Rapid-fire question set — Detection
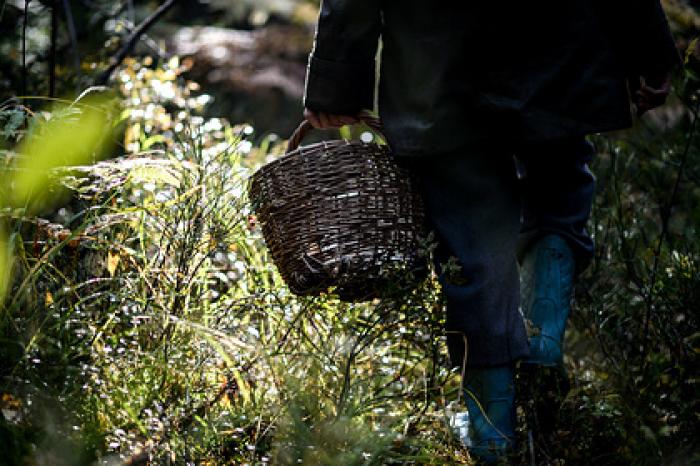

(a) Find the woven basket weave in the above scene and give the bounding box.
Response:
[248,115,427,301]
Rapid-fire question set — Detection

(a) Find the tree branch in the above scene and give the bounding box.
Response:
[62,0,82,93]
[95,0,177,85]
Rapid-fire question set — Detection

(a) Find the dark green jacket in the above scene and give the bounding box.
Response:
[303,0,680,156]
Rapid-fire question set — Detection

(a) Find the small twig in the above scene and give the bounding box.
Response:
[95,0,177,85]
[335,337,359,416]
[61,0,81,93]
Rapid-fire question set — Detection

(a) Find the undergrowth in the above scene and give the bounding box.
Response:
[0,49,698,465]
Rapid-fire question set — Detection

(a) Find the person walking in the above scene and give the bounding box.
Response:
[301,1,680,462]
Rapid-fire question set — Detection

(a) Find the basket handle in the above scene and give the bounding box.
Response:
[286,110,384,154]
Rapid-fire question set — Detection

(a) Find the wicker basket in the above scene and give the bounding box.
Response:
[248,115,427,301]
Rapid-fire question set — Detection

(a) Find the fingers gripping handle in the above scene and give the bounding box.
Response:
[286,111,384,154]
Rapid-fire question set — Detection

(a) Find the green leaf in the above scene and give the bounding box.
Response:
[685,37,699,65]
[1,109,25,139]
[5,96,118,211]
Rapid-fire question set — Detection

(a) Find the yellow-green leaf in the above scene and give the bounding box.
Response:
[8,96,118,211]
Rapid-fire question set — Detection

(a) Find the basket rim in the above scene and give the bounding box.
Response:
[254,139,390,175]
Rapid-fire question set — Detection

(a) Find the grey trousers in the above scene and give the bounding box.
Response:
[398,138,596,368]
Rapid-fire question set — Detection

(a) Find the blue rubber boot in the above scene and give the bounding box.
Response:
[520,234,575,367]
[463,365,516,463]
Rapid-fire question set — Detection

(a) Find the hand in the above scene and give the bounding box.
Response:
[631,73,672,117]
[304,108,359,129]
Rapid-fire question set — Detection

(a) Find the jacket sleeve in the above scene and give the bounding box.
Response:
[605,0,681,78]
[303,0,381,114]
[630,0,681,76]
